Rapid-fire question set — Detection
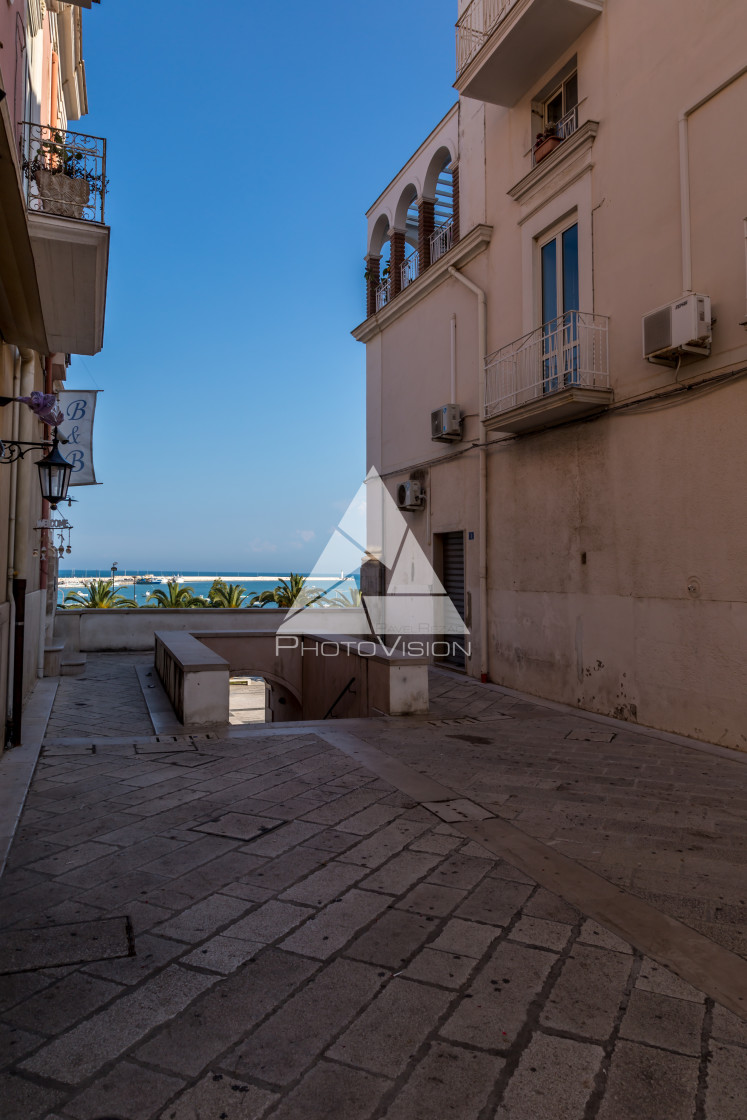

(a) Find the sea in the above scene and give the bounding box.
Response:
[56,571,359,608]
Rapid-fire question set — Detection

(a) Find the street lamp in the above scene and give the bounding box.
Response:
[35,434,73,509]
[0,429,73,509]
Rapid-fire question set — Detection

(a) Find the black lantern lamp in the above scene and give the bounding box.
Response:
[36,434,73,509]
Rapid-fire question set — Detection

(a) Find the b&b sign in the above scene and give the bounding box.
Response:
[57,390,99,487]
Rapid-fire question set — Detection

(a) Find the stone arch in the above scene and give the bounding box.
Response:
[230,669,301,705]
[394,183,419,247]
[369,211,392,257]
[423,145,456,199]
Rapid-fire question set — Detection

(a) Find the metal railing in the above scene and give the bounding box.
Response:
[484,312,609,419]
[401,250,420,289]
[430,218,454,264]
[456,0,518,75]
[375,277,391,312]
[19,122,107,223]
[532,106,579,167]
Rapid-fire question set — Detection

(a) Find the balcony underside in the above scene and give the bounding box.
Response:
[456,0,604,107]
[28,213,109,355]
[484,385,613,434]
[0,106,47,352]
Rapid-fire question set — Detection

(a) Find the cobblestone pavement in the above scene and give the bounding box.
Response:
[0,663,745,1118]
[44,654,154,739]
[355,670,747,961]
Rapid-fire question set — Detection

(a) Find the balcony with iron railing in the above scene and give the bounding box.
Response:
[375,277,391,312]
[19,122,110,355]
[430,218,454,264]
[401,249,420,290]
[21,122,107,224]
[532,106,578,167]
[455,0,604,106]
[483,311,612,433]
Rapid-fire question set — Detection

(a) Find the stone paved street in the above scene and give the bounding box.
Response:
[0,661,746,1118]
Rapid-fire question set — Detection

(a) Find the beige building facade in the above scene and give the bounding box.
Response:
[354,0,747,750]
[0,0,108,747]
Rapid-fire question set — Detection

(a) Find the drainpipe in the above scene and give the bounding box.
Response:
[679,64,747,293]
[448,266,489,683]
[8,348,37,745]
[450,313,457,404]
[37,356,53,679]
[741,218,747,328]
[5,352,21,741]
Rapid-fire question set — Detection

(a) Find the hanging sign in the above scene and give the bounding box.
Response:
[57,390,100,486]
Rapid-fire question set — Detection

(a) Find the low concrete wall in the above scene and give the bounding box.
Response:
[54,607,368,653]
[55,608,288,652]
[155,629,430,726]
[300,635,430,719]
[154,631,230,725]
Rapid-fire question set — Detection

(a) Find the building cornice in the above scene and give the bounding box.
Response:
[509,120,599,216]
[352,223,493,343]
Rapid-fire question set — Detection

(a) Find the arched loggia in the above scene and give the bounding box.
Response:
[363,144,460,317]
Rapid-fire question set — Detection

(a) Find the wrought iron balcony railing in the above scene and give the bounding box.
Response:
[20,122,107,223]
[430,218,454,264]
[484,311,610,419]
[401,250,420,290]
[375,277,391,312]
[532,107,579,167]
[456,0,518,75]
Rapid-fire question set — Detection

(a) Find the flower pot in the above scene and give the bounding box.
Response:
[34,170,90,219]
[534,135,563,164]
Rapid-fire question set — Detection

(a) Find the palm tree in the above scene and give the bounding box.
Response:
[248,572,323,608]
[63,579,138,609]
[146,582,202,608]
[208,579,248,608]
[325,586,363,608]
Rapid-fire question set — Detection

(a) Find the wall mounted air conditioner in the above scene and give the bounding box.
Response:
[431,403,462,442]
[642,293,712,362]
[396,480,426,511]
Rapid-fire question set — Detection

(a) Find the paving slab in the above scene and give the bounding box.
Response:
[263,1060,388,1120]
[225,957,384,1084]
[596,1040,700,1120]
[326,978,453,1077]
[383,1040,503,1119]
[0,916,131,973]
[193,812,286,842]
[157,1072,277,1120]
[64,1060,185,1120]
[495,1033,603,1119]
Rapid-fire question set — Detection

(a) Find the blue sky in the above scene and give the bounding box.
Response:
[67,0,456,572]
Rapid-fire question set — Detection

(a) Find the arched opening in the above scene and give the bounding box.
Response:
[424,147,457,264]
[394,184,420,291]
[229,669,303,726]
[367,212,392,314]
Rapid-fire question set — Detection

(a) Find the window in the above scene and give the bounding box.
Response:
[543,71,578,135]
[540,222,579,392]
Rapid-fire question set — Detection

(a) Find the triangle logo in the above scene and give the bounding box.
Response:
[278,468,469,642]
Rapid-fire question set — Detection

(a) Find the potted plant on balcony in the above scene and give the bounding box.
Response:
[534,127,563,164]
[22,132,105,220]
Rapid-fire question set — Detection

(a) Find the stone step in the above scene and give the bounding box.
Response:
[60,652,87,677]
[43,643,65,676]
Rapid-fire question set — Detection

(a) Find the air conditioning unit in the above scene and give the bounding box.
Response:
[431,403,462,442]
[396,479,426,511]
[642,293,712,362]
